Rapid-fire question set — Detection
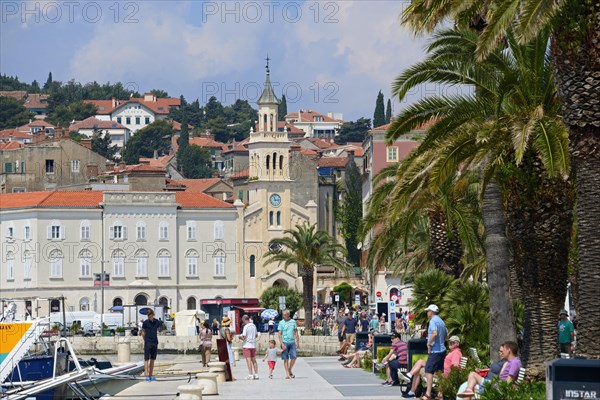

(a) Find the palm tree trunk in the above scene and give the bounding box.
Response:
[552,0,600,360]
[482,180,516,362]
[428,211,464,278]
[504,165,574,372]
[301,266,314,334]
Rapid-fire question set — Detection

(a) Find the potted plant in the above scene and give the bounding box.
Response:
[116,327,126,336]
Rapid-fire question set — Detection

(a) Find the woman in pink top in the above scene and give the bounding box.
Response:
[444,336,463,375]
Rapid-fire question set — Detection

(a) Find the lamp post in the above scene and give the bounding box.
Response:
[99,260,110,330]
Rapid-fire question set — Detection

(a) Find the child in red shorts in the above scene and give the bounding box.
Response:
[262,340,280,379]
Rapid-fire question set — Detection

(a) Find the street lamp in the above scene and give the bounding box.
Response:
[98,260,110,330]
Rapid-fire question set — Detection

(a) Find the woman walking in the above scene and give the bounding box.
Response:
[199,321,213,367]
[220,316,235,380]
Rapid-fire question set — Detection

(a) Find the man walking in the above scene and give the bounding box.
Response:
[240,314,259,380]
[423,304,447,399]
[558,309,575,356]
[142,309,161,381]
[278,310,300,379]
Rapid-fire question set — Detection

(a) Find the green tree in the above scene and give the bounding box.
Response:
[150,89,169,98]
[0,97,34,129]
[180,145,214,179]
[332,282,353,306]
[121,120,173,164]
[400,0,600,362]
[47,101,97,127]
[176,115,190,173]
[30,80,40,93]
[278,94,287,120]
[387,28,573,368]
[334,118,371,144]
[336,160,362,269]
[91,129,119,161]
[264,223,349,333]
[43,72,53,90]
[259,286,303,318]
[204,96,225,121]
[373,91,385,128]
[385,99,392,123]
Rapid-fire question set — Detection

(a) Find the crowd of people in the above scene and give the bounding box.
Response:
[138,304,577,398]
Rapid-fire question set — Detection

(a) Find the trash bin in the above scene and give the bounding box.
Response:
[355,332,369,351]
[372,334,392,374]
[407,338,428,369]
[546,358,600,400]
[101,328,112,337]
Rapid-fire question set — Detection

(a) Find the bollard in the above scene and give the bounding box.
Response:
[195,372,218,395]
[178,384,203,400]
[117,342,131,363]
[232,347,240,362]
[208,367,226,383]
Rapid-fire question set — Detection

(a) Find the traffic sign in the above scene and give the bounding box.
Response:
[279,304,286,310]
[376,291,382,297]
[279,296,286,304]
[391,295,398,301]
[355,294,360,304]
[335,295,340,302]
[377,296,383,302]
[389,301,396,309]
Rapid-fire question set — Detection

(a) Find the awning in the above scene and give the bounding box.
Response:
[234,306,264,313]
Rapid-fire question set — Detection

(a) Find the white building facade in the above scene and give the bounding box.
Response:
[0,191,242,317]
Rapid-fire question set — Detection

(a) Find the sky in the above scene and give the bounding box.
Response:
[0,0,444,121]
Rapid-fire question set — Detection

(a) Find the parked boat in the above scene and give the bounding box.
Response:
[1,320,143,399]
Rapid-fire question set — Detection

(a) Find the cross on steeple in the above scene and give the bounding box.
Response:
[265,55,270,72]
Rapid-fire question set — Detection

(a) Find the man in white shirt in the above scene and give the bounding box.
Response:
[240,314,259,380]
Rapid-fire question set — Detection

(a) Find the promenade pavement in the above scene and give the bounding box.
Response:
[105,354,409,400]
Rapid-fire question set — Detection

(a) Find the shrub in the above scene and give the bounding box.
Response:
[376,347,390,362]
[437,366,470,399]
[480,377,546,400]
[361,350,373,371]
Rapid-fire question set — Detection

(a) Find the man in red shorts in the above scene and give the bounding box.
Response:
[240,314,259,380]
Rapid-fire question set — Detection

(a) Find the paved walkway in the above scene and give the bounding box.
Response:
[104,355,409,399]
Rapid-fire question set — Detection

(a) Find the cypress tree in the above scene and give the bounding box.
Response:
[373,90,385,128]
[44,72,53,90]
[385,99,392,123]
[177,116,190,174]
[278,94,287,120]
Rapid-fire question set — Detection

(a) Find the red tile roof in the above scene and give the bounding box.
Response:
[24,93,49,109]
[166,178,224,193]
[299,148,318,156]
[139,155,173,168]
[230,168,249,180]
[0,91,27,101]
[306,137,338,149]
[0,129,33,140]
[169,120,194,131]
[69,117,128,131]
[0,141,24,150]
[175,192,234,208]
[171,135,227,153]
[318,157,348,168]
[24,120,54,128]
[222,137,250,154]
[85,97,180,115]
[285,111,345,123]
[0,190,233,210]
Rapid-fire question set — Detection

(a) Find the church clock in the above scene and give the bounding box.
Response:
[269,193,282,207]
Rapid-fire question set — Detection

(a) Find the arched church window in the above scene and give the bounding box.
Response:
[269,211,274,226]
[273,152,277,170]
[250,255,255,277]
[279,155,284,173]
[266,154,270,170]
[276,211,281,226]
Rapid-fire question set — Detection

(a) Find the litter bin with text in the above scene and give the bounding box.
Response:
[408,338,428,370]
[372,334,392,374]
[355,332,369,351]
[546,358,600,400]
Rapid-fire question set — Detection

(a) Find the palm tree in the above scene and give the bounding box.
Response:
[386,28,573,369]
[363,162,483,280]
[263,223,349,333]
[400,0,600,362]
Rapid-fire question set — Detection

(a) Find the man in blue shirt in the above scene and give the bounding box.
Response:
[278,310,300,379]
[423,304,447,399]
[142,309,161,381]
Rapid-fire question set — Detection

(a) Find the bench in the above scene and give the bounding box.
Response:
[471,367,527,399]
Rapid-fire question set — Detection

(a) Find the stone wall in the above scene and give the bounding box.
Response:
[72,333,340,357]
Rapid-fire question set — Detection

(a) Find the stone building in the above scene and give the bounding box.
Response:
[0,137,111,193]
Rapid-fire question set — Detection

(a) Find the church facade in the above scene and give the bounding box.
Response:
[238,65,318,299]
